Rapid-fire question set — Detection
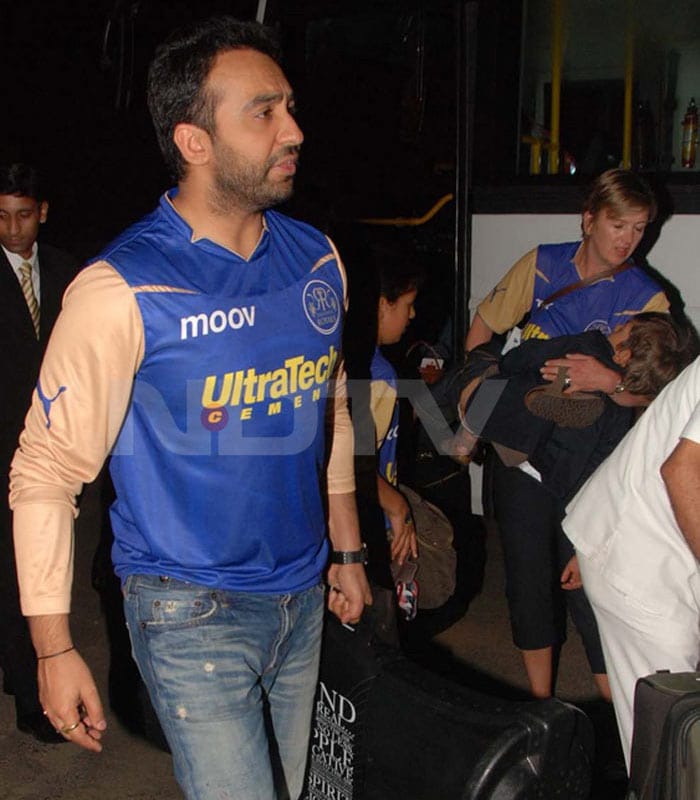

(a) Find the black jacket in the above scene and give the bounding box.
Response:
[0,243,79,476]
[467,331,634,504]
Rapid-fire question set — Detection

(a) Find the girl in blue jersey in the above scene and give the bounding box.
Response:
[372,260,423,616]
[341,236,424,619]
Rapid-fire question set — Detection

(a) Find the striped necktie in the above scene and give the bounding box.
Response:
[19,261,40,338]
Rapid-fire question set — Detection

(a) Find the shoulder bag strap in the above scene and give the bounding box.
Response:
[540,260,634,308]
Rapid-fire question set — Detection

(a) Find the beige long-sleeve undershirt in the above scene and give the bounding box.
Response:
[11,260,356,616]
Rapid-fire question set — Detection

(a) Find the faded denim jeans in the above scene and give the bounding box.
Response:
[123,575,324,800]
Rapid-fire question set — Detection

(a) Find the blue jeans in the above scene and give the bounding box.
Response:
[123,574,324,800]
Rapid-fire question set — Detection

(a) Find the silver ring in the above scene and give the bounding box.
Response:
[563,376,572,388]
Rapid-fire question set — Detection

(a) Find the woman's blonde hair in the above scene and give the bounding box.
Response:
[581,169,657,234]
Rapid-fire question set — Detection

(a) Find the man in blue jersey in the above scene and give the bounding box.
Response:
[10,17,370,800]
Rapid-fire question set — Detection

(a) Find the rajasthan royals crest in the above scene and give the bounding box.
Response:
[303,279,341,335]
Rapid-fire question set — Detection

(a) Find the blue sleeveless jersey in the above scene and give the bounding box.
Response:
[522,242,663,340]
[102,192,344,593]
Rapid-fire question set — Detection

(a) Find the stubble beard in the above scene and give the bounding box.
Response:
[210,141,298,214]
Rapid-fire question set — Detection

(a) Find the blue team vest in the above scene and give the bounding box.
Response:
[522,242,663,340]
[102,192,343,593]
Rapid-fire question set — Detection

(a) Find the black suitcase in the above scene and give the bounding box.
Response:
[627,671,700,800]
[304,610,594,800]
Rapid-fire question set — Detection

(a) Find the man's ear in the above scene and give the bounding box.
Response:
[39,201,49,224]
[612,345,632,367]
[173,123,211,167]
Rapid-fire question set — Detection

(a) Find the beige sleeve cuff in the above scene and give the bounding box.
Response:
[13,503,76,616]
[476,248,538,334]
[641,291,671,313]
[11,261,144,615]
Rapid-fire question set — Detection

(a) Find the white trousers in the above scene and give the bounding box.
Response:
[578,551,700,772]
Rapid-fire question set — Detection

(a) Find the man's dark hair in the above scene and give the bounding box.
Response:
[622,312,699,397]
[0,163,44,200]
[147,16,282,180]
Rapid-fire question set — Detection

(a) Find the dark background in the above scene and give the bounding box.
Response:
[1,0,260,256]
[4,0,699,256]
[1,0,463,254]
[2,0,472,349]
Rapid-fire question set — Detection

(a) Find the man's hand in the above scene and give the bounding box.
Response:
[327,491,373,623]
[28,614,106,751]
[541,353,620,394]
[327,563,372,625]
[38,648,106,752]
[560,555,582,591]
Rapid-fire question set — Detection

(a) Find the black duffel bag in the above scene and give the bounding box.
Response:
[304,607,594,800]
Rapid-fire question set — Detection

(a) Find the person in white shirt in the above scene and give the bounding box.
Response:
[563,355,700,771]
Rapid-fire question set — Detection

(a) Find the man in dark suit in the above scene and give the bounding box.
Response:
[0,163,79,742]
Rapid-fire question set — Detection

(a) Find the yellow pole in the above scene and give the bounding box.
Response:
[549,0,563,174]
[522,136,543,175]
[622,1,634,168]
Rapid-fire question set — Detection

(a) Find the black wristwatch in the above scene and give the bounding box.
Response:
[330,543,368,565]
